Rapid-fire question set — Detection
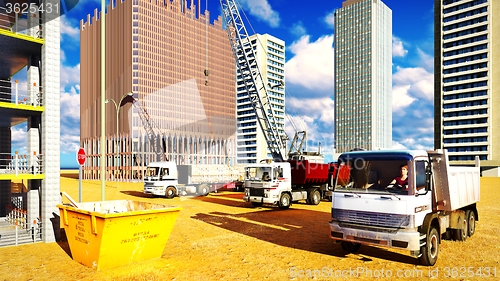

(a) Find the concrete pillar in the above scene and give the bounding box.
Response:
[27,186,40,232]
[41,0,61,243]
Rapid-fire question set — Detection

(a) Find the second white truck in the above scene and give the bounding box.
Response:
[143,162,245,198]
[328,149,480,266]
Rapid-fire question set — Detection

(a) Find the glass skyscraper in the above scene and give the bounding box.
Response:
[334,0,392,153]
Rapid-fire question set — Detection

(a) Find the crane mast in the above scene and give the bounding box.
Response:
[220,0,288,161]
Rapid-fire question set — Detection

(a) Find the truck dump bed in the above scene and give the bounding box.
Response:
[429,150,480,211]
[288,160,337,185]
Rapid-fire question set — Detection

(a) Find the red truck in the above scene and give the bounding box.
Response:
[243,159,339,209]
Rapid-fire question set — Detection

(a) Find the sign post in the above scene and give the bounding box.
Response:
[77,148,86,202]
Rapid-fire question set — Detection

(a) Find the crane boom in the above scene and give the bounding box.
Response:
[131,99,165,162]
[220,0,288,161]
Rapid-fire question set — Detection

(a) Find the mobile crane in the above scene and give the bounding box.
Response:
[220,0,335,209]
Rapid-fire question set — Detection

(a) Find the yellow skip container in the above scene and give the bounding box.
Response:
[57,200,181,270]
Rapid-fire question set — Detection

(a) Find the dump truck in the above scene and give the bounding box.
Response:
[243,158,338,209]
[143,161,245,198]
[327,149,480,266]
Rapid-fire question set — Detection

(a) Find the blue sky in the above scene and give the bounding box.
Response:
[12,0,435,168]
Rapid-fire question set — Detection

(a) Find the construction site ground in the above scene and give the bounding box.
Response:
[0,172,499,281]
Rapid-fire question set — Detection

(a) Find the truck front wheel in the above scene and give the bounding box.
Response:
[340,241,361,253]
[419,226,439,266]
[278,193,291,210]
[165,186,176,199]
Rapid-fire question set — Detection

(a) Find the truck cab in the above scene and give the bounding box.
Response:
[328,149,479,266]
[143,161,179,198]
[243,161,292,209]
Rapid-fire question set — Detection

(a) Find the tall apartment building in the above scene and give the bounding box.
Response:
[236,33,285,164]
[334,0,392,153]
[0,0,61,243]
[80,0,236,180]
[435,0,500,175]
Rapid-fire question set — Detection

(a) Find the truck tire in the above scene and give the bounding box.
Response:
[278,193,291,210]
[340,241,361,253]
[453,213,468,241]
[466,210,476,237]
[307,188,321,205]
[419,226,439,266]
[165,186,176,199]
[198,184,209,196]
[251,202,263,207]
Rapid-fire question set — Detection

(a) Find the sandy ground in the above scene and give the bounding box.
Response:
[0,174,499,281]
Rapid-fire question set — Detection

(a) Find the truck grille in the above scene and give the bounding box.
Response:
[249,188,264,197]
[332,208,410,228]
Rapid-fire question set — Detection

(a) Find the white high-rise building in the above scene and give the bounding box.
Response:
[334,0,392,153]
[236,34,286,164]
[435,0,500,175]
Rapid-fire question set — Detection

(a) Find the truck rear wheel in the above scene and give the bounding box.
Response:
[165,186,176,199]
[340,241,361,253]
[453,213,468,241]
[307,188,321,205]
[198,184,209,196]
[278,193,291,210]
[466,210,475,237]
[419,226,439,266]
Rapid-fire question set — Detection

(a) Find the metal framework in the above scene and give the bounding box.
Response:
[220,0,289,161]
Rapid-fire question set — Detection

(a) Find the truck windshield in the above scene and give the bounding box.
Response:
[245,167,272,181]
[145,166,160,178]
[334,158,410,195]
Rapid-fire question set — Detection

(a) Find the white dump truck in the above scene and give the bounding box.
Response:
[143,161,245,198]
[328,149,480,266]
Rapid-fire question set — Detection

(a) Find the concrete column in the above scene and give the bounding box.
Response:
[27,186,40,232]
[41,0,61,243]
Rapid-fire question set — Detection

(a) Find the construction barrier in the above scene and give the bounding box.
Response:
[57,200,181,270]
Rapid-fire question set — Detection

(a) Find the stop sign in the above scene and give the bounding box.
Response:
[77,148,86,166]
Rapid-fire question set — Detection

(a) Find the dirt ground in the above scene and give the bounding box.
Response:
[0,174,499,281]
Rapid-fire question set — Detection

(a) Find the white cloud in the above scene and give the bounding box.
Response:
[290,22,306,37]
[11,126,27,143]
[324,11,335,28]
[285,96,335,156]
[60,87,81,154]
[392,66,433,102]
[61,16,80,41]
[61,63,80,89]
[285,35,335,91]
[238,0,280,28]
[61,87,81,120]
[392,37,408,57]
[392,85,416,111]
[417,48,434,72]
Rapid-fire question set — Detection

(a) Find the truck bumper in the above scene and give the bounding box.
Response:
[329,222,421,251]
[243,195,277,205]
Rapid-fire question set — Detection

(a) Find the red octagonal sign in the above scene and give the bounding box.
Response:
[77,148,86,166]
